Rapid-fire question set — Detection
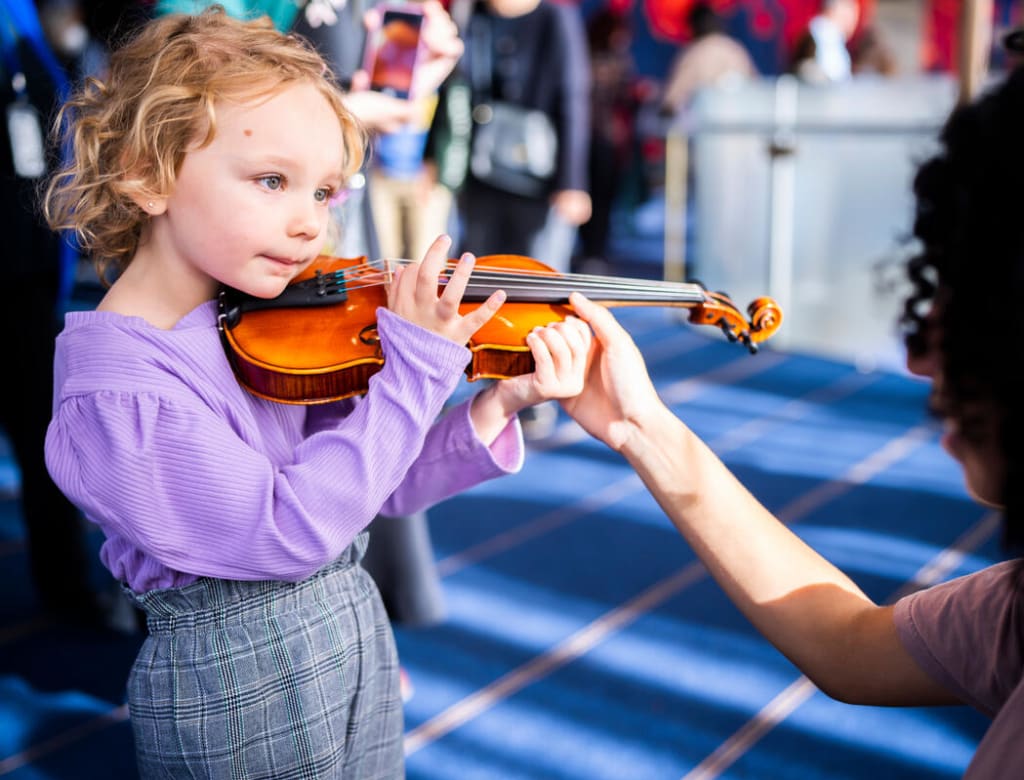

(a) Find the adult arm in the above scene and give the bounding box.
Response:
[562,293,958,706]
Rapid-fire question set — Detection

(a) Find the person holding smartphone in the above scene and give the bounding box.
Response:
[363,3,457,268]
[447,0,591,272]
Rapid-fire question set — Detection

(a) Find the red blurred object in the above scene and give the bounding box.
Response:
[638,0,873,46]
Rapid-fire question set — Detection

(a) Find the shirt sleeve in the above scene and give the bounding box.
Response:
[893,560,1024,716]
[380,396,524,517]
[45,309,476,583]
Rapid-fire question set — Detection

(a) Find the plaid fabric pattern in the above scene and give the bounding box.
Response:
[126,534,404,779]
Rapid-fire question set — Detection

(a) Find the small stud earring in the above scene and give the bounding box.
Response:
[147,201,155,209]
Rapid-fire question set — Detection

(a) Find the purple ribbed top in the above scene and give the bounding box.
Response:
[45,302,523,592]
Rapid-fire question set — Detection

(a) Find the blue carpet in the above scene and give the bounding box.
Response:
[0,306,998,779]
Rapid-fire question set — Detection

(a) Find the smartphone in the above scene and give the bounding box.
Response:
[362,4,426,100]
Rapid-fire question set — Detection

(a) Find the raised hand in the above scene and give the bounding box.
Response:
[386,235,505,345]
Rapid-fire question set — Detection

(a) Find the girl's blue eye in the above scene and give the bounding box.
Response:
[259,175,283,190]
[314,187,333,203]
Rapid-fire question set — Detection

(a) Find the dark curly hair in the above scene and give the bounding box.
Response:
[902,68,1024,551]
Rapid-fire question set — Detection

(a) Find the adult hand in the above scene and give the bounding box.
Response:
[551,189,592,226]
[387,235,505,345]
[362,0,463,98]
[342,74,417,133]
[559,292,662,451]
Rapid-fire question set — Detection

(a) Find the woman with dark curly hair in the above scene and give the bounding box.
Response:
[558,66,1024,778]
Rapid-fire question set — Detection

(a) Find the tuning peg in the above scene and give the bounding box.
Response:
[718,320,739,342]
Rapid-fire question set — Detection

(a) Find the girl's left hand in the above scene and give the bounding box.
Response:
[493,317,592,414]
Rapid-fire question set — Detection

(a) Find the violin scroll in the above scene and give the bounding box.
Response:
[687,289,783,354]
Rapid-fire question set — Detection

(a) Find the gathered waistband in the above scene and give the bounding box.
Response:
[128,533,369,634]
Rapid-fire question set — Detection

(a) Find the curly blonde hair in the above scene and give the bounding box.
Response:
[44,8,366,282]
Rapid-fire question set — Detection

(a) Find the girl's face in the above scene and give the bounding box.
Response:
[148,82,347,301]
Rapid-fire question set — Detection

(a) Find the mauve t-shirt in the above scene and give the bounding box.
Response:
[894,559,1024,778]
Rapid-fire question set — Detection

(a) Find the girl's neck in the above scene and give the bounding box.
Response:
[98,245,218,329]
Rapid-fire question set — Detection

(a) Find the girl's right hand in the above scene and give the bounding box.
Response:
[386,235,506,345]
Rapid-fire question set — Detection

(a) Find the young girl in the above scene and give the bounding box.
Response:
[564,65,1024,778]
[42,10,590,778]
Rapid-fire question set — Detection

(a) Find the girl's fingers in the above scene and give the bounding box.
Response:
[561,317,591,361]
[417,235,452,303]
[456,289,506,340]
[392,261,419,308]
[527,329,556,385]
[439,253,475,313]
[538,324,573,374]
[386,263,404,307]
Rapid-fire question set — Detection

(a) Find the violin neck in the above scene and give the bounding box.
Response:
[390,260,707,307]
[465,278,705,306]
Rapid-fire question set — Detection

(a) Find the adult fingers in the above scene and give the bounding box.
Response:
[569,293,629,349]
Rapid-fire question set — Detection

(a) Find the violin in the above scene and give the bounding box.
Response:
[218,254,782,405]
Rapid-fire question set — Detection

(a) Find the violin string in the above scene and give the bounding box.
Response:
[318,259,694,289]
[311,263,707,302]
[332,277,705,302]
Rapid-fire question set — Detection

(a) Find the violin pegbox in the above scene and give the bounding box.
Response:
[687,286,783,353]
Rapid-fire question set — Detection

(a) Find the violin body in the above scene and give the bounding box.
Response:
[219,254,781,404]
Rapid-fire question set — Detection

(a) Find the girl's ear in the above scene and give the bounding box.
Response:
[119,168,168,216]
[129,191,168,216]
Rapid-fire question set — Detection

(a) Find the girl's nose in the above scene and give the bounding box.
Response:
[287,197,323,239]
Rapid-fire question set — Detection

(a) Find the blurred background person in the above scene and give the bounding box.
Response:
[791,0,861,84]
[445,0,590,439]
[575,7,644,276]
[288,0,464,700]
[1,0,136,630]
[851,23,899,76]
[659,1,756,118]
[368,90,454,263]
[452,0,591,273]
